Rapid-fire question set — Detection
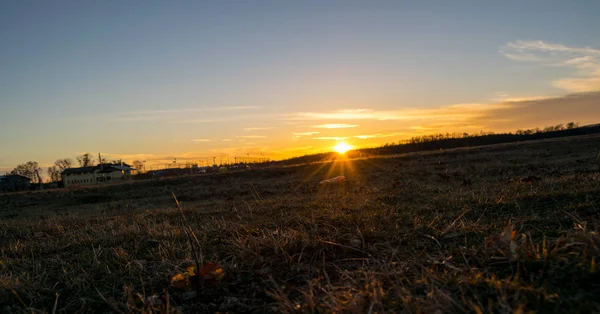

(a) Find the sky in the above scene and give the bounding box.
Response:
[1,0,600,173]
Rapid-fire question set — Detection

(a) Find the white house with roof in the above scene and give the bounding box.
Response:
[61,163,135,187]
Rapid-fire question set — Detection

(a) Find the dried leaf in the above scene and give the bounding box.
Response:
[170,272,193,290]
[186,265,196,276]
[171,262,224,291]
[199,262,225,284]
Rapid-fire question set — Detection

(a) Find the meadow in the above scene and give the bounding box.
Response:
[1,135,600,313]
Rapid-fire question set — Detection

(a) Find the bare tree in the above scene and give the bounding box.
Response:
[55,158,73,171]
[11,161,42,184]
[77,153,95,167]
[566,122,580,129]
[53,158,73,181]
[132,160,144,173]
[47,166,60,183]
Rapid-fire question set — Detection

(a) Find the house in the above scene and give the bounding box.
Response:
[62,166,96,187]
[95,165,133,183]
[61,163,134,188]
[0,174,31,193]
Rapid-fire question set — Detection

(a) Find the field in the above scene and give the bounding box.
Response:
[2,136,600,313]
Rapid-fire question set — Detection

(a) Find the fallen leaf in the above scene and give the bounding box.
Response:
[170,272,193,290]
[171,262,225,291]
[199,263,225,285]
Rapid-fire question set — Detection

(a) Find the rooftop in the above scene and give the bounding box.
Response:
[61,164,135,175]
[61,166,97,175]
[0,174,32,181]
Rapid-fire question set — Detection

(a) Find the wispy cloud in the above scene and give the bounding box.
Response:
[176,115,269,124]
[502,52,543,62]
[236,135,267,139]
[313,136,350,140]
[283,145,315,152]
[501,40,600,92]
[491,91,554,103]
[504,41,600,55]
[293,132,320,136]
[311,123,358,129]
[290,109,379,121]
[244,127,274,131]
[353,132,406,139]
[289,105,498,123]
[192,139,211,142]
[407,126,436,132]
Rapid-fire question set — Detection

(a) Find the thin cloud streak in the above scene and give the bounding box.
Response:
[176,113,277,124]
[283,145,314,152]
[313,136,350,140]
[244,127,275,131]
[353,132,407,139]
[289,104,503,123]
[504,40,600,55]
[311,124,358,129]
[293,132,320,136]
[236,135,267,139]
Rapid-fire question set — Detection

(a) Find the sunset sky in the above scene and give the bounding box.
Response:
[2,1,600,172]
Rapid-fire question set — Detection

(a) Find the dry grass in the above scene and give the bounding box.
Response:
[1,136,600,313]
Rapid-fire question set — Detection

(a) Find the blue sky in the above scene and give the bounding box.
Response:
[1,1,600,172]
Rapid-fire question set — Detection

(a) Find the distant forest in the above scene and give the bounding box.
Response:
[275,122,600,166]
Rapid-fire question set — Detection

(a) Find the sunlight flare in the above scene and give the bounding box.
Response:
[333,142,353,154]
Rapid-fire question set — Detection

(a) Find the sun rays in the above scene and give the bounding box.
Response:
[293,142,358,192]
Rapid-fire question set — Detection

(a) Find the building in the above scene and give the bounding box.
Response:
[62,164,134,188]
[62,166,96,187]
[0,174,31,193]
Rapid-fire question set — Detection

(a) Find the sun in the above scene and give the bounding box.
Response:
[333,142,353,154]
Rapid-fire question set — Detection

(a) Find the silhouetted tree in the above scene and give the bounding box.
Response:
[53,158,73,181]
[55,158,73,171]
[47,166,60,183]
[11,161,41,184]
[132,160,144,173]
[77,153,95,167]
